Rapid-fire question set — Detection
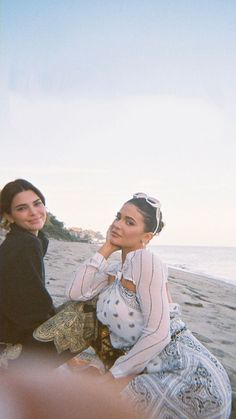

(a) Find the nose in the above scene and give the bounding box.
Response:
[113,219,122,230]
[28,205,37,216]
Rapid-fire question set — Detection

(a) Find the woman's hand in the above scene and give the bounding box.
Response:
[98,225,121,259]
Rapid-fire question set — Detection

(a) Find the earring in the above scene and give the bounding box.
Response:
[1,218,12,230]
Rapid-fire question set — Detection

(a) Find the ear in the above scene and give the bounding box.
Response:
[142,232,153,246]
[3,212,14,224]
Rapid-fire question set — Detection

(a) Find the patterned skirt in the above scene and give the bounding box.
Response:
[121,313,232,419]
[38,301,231,418]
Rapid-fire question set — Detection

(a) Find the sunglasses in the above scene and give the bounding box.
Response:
[133,192,161,209]
[133,192,161,235]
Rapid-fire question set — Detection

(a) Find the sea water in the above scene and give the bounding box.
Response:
[149,245,236,286]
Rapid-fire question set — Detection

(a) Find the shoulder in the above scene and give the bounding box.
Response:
[38,231,49,254]
[0,228,43,258]
[125,248,164,267]
[122,248,168,282]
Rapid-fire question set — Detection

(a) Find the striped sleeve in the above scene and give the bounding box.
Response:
[66,252,109,301]
[110,249,170,378]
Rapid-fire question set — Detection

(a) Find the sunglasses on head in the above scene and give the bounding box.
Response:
[133,192,161,209]
[132,192,161,235]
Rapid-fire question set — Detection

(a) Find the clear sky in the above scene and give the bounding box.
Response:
[1,1,236,246]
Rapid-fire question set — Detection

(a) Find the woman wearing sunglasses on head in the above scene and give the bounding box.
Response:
[67,193,232,419]
[0,179,74,368]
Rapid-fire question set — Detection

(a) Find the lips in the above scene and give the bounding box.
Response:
[111,230,121,238]
[29,218,43,224]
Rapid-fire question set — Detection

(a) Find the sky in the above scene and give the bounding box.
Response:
[1,0,236,246]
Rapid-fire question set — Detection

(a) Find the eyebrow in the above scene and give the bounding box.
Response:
[125,216,136,223]
[14,198,42,209]
[117,211,137,223]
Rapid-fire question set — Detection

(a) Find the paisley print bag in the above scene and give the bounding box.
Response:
[33,299,124,369]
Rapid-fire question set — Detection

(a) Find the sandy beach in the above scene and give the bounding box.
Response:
[43,239,236,417]
[1,232,235,417]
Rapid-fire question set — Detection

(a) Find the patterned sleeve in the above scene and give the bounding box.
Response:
[66,252,109,301]
[110,249,171,378]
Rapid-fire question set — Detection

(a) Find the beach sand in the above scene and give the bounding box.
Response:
[1,232,235,417]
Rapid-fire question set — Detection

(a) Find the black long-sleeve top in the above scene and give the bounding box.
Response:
[0,224,55,344]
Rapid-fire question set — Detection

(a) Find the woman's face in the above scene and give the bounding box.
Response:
[110,203,151,251]
[6,190,47,235]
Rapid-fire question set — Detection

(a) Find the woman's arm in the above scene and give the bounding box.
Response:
[110,249,171,378]
[66,252,110,300]
[1,242,54,331]
[67,228,120,301]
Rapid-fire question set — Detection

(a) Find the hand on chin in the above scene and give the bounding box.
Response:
[109,235,122,251]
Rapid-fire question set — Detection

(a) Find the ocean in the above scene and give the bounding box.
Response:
[149,245,236,286]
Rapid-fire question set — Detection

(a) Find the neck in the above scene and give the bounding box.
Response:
[121,244,144,263]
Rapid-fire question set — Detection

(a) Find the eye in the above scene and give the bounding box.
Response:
[126,218,135,226]
[34,200,43,207]
[16,206,27,212]
[115,213,121,220]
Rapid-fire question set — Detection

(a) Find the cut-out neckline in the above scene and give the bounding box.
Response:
[118,276,136,293]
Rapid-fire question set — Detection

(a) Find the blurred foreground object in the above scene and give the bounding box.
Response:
[0,359,140,419]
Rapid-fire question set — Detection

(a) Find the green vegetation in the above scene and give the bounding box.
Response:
[42,213,104,243]
[0,210,104,243]
[42,213,80,241]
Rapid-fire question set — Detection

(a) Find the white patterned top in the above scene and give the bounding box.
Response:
[66,248,171,378]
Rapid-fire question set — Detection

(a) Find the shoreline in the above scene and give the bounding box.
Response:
[168,265,236,288]
[150,244,236,286]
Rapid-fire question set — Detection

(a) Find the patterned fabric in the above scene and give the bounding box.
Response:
[33,300,98,354]
[68,249,171,378]
[33,299,124,369]
[121,304,232,419]
[0,343,22,368]
[67,250,232,418]
[97,278,143,349]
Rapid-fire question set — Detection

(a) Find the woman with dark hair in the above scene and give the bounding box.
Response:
[0,179,68,367]
[67,193,232,418]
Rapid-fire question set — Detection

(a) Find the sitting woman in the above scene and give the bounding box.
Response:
[66,192,232,419]
[0,179,73,368]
